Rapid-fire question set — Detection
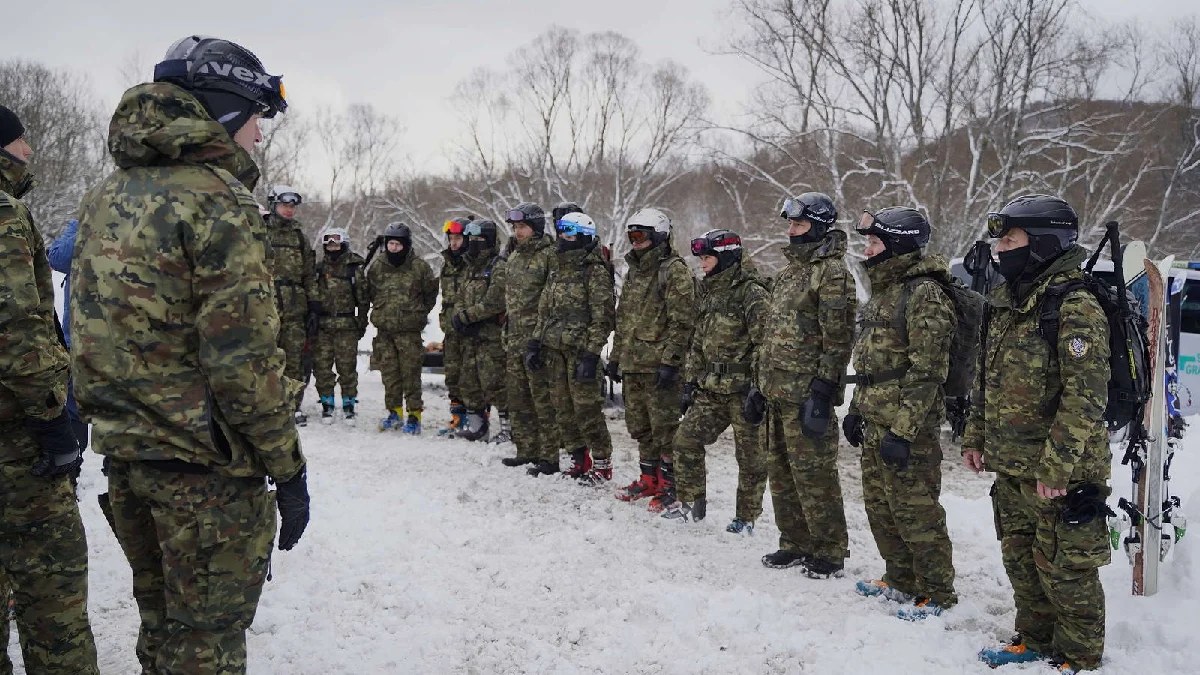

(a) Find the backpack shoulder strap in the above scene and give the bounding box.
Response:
[888,276,939,346]
[1037,279,1089,348]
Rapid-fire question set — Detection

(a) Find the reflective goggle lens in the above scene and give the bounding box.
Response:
[444,220,465,235]
[690,237,709,256]
[464,222,483,237]
[277,193,301,205]
[986,213,1007,238]
[322,233,344,244]
[556,219,579,236]
[627,229,651,243]
[505,209,527,223]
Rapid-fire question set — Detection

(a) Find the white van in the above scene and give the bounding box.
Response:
[949,258,1200,416]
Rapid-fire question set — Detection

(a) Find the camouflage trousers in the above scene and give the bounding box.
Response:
[458,336,505,414]
[860,422,956,607]
[764,399,848,563]
[442,331,466,403]
[277,318,308,408]
[622,372,680,463]
[673,389,767,522]
[992,473,1108,670]
[0,430,98,675]
[371,331,424,414]
[506,341,559,462]
[543,346,612,460]
[107,460,275,675]
[314,328,361,401]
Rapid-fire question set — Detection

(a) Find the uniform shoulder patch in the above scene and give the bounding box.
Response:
[1067,335,1090,359]
[208,166,263,209]
[0,192,13,209]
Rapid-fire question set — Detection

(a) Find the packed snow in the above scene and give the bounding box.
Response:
[4,357,1197,673]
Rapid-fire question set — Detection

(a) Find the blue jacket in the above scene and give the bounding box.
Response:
[47,219,77,348]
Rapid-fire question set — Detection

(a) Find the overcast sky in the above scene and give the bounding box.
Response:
[10,0,1200,177]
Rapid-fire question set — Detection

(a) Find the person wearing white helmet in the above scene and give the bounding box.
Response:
[610,207,696,511]
[313,227,370,424]
[265,184,322,426]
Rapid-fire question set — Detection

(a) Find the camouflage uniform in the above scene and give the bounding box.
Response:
[367,252,438,415]
[759,230,857,565]
[439,249,469,405]
[850,251,958,607]
[455,249,507,416]
[674,260,768,521]
[72,82,305,674]
[612,244,695,462]
[963,245,1111,670]
[314,249,370,402]
[0,139,99,675]
[535,244,615,460]
[504,234,559,463]
[264,210,318,403]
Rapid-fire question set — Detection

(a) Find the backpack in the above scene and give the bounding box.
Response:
[881,274,986,398]
[1036,223,1150,431]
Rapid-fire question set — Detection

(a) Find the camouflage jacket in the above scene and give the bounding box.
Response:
[456,248,507,341]
[850,252,955,441]
[963,245,1110,489]
[438,248,468,334]
[613,243,696,373]
[264,214,318,321]
[317,249,370,332]
[759,230,857,405]
[367,253,437,335]
[72,82,304,481]
[503,233,556,348]
[685,261,768,396]
[535,244,615,355]
[0,149,70,450]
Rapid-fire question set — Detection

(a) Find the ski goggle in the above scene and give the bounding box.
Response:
[275,192,301,206]
[986,212,1011,238]
[857,211,922,238]
[464,222,484,237]
[505,209,528,223]
[556,218,595,237]
[690,233,741,257]
[627,228,653,244]
[321,232,345,244]
[444,219,466,235]
[153,57,288,118]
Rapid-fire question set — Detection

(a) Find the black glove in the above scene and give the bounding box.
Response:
[524,340,544,371]
[742,387,766,425]
[681,382,697,414]
[800,377,836,440]
[880,432,911,471]
[575,350,600,382]
[451,310,479,336]
[655,364,680,389]
[605,360,622,382]
[25,409,83,479]
[275,465,311,551]
[306,301,322,337]
[843,413,865,448]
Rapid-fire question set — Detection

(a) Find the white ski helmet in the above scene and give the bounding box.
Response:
[268,185,302,205]
[626,207,671,245]
[321,226,350,250]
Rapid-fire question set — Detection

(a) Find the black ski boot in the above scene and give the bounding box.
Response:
[761,550,807,569]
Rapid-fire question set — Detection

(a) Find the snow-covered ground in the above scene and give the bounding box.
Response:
[4,358,1196,674]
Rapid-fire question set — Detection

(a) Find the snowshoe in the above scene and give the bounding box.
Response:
[401,411,422,435]
[487,414,512,444]
[563,448,593,480]
[294,409,308,427]
[854,579,915,604]
[799,556,844,579]
[527,460,559,476]
[726,519,754,535]
[661,497,706,522]
[438,402,466,437]
[320,396,335,424]
[379,410,403,431]
[896,597,944,621]
[978,637,1045,668]
[458,410,489,442]
[342,397,357,425]
[615,474,658,502]
[761,550,807,569]
[578,458,613,487]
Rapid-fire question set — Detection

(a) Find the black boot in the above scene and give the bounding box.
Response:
[526,460,559,476]
[502,456,537,467]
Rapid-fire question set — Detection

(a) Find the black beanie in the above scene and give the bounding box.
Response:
[0,105,25,148]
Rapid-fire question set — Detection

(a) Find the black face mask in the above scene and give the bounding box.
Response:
[467,239,491,257]
[558,236,587,253]
[996,246,1031,285]
[863,248,895,269]
[326,246,346,260]
[387,249,408,266]
[789,232,820,247]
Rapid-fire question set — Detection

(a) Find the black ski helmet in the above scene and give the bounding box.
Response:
[690,229,744,276]
[464,218,499,251]
[153,35,287,137]
[552,201,584,223]
[384,221,412,245]
[505,202,546,237]
[988,194,1079,262]
[780,192,838,239]
[857,207,931,256]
